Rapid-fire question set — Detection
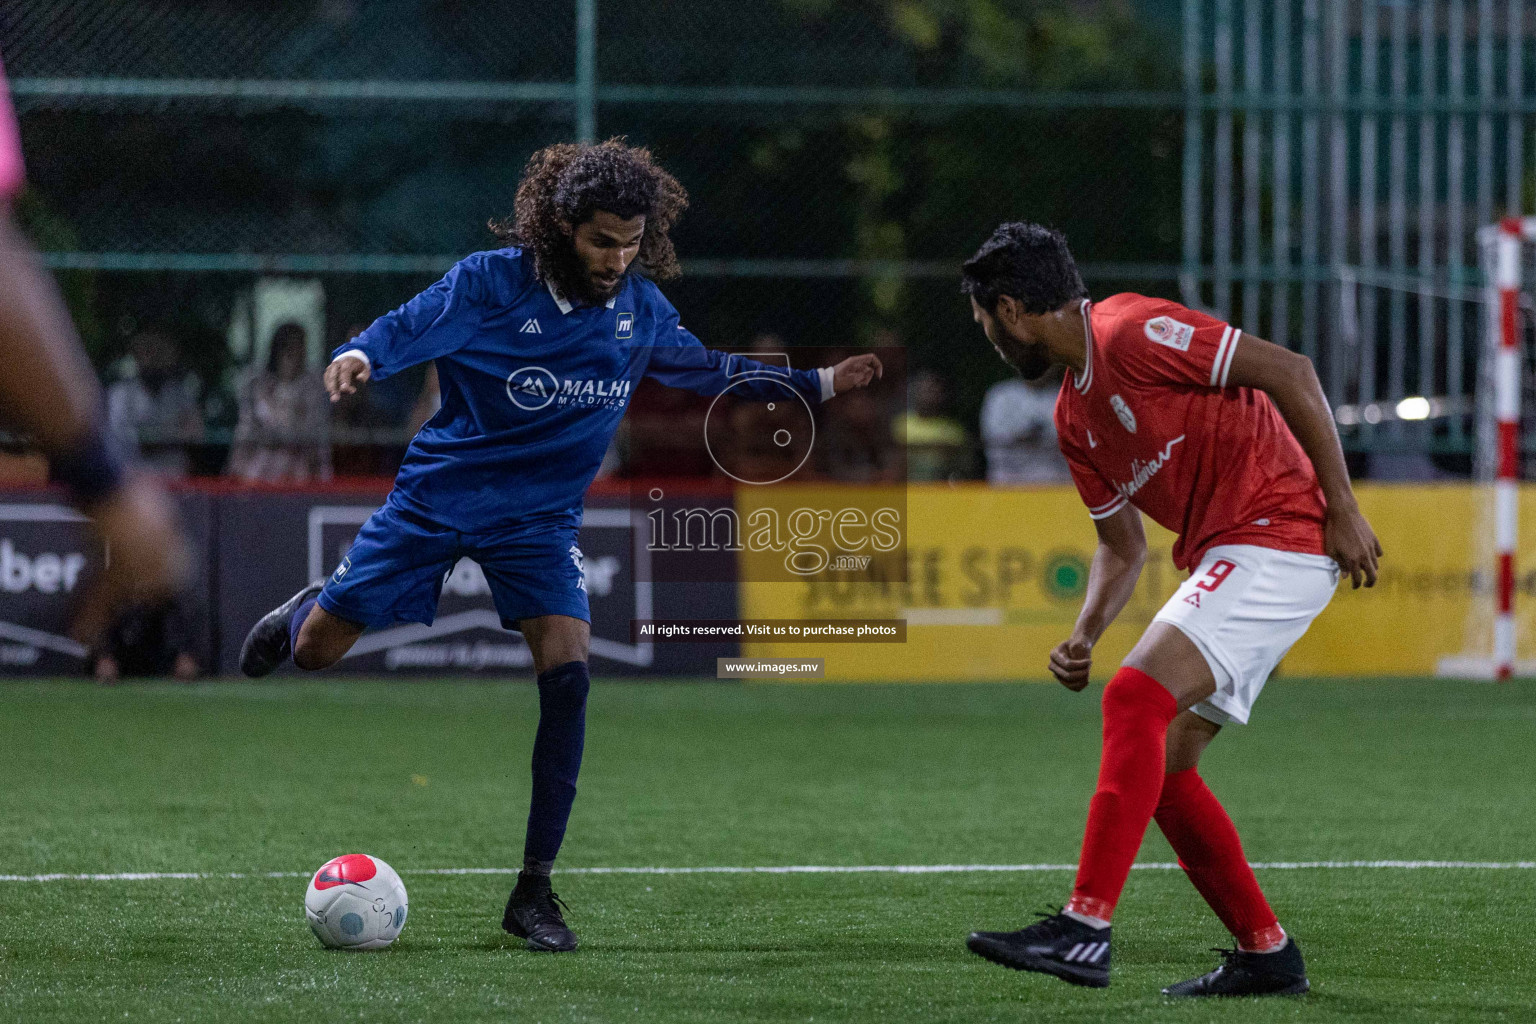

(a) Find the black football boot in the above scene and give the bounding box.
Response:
[1162,937,1310,997]
[502,871,579,952]
[967,910,1112,988]
[239,579,324,677]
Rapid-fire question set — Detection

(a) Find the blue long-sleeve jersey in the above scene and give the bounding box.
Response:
[335,247,831,530]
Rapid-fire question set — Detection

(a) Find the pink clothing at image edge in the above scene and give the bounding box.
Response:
[0,62,25,196]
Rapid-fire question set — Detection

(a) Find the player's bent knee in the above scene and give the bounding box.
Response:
[1101,665,1176,717]
[1124,623,1219,709]
[1164,744,1201,775]
[1164,711,1220,773]
[555,627,591,666]
[521,615,591,675]
[532,643,588,677]
[560,640,590,667]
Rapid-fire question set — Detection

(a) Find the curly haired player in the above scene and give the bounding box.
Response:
[239,139,882,951]
[960,223,1380,996]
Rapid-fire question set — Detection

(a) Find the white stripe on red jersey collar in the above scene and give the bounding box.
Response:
[1073,298,1093,394]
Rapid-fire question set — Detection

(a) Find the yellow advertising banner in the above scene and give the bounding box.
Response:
[739,483,1518,681]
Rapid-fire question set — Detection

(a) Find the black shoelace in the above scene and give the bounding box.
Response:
[1027,905,1068,940]
[1210,947,1245,970]
[525,889,570,926]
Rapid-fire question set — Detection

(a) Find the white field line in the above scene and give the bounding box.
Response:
[0,860,1532,883]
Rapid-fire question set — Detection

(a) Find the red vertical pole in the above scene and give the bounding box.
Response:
[1493,217,1523,680]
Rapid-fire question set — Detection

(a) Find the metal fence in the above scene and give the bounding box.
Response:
[1182,0,1533,467]
[4,0,1528,468]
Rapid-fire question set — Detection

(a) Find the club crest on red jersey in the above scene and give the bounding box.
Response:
[1110,394,1137,433]
[1144,315,1195,352]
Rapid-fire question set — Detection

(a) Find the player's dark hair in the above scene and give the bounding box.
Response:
[267,321,306,373]
[960,222,1087,314]
[491,138,689,295]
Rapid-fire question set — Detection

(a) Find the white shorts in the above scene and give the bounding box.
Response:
[1152,544,1339,726]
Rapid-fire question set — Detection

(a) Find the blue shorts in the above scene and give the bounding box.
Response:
[317,502,590,630]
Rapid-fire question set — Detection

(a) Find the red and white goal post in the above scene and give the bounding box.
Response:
[1438,217,1530,680]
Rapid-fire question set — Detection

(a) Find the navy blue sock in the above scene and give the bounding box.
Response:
[524,660,590,865]
[289,596,319,662]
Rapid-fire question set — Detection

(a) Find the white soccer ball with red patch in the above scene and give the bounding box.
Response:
[304,854,409,950]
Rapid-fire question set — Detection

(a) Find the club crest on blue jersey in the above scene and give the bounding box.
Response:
[506,366,560,411]
[506,365,633,412]
[615,312,634,339]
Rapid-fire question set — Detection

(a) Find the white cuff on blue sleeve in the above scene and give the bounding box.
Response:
[332,349,371,371]
[817,366,836,402]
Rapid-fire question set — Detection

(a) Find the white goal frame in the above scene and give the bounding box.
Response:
[1438,218,1530,680]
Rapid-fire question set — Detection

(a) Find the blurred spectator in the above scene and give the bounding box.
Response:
[820,386,900,482]
[980,372,1069,484]
[624,377,713,479]
[894,369,973,482]
[747,330,787,356]
[711,331,797,483]
[227,322,332,482]
[105,330,204,476]
[407,362,442,432]
[330,323,393,476]
[332,323,444,477]
[719,390,806,484]
[90,597,201,684]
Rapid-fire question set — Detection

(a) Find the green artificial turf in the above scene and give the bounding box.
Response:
[0,678,1532,1022]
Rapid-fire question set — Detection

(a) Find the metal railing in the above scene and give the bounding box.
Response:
[1180,0,1529,458]
[7,0,1528,462]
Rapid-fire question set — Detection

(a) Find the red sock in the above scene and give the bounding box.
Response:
[1154,767,1284,951]
[1065,666,1179,922]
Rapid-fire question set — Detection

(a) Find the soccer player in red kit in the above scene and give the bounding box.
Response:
[959,223,1381,996]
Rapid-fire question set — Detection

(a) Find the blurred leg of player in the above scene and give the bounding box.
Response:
[0,205,187,636]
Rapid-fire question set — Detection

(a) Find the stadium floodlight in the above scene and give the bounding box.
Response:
[1439,218,1531,681]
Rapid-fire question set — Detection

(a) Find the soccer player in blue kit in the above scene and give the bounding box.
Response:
[238,139,883,952]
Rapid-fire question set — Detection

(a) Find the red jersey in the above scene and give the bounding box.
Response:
[1054,293,1326,571]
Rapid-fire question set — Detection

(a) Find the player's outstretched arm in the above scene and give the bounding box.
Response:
[647,296,880,402]
[326,255,493,401]
[645,342,881,404]
[1049,505,1146,691]
[1226,335,1382,589]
